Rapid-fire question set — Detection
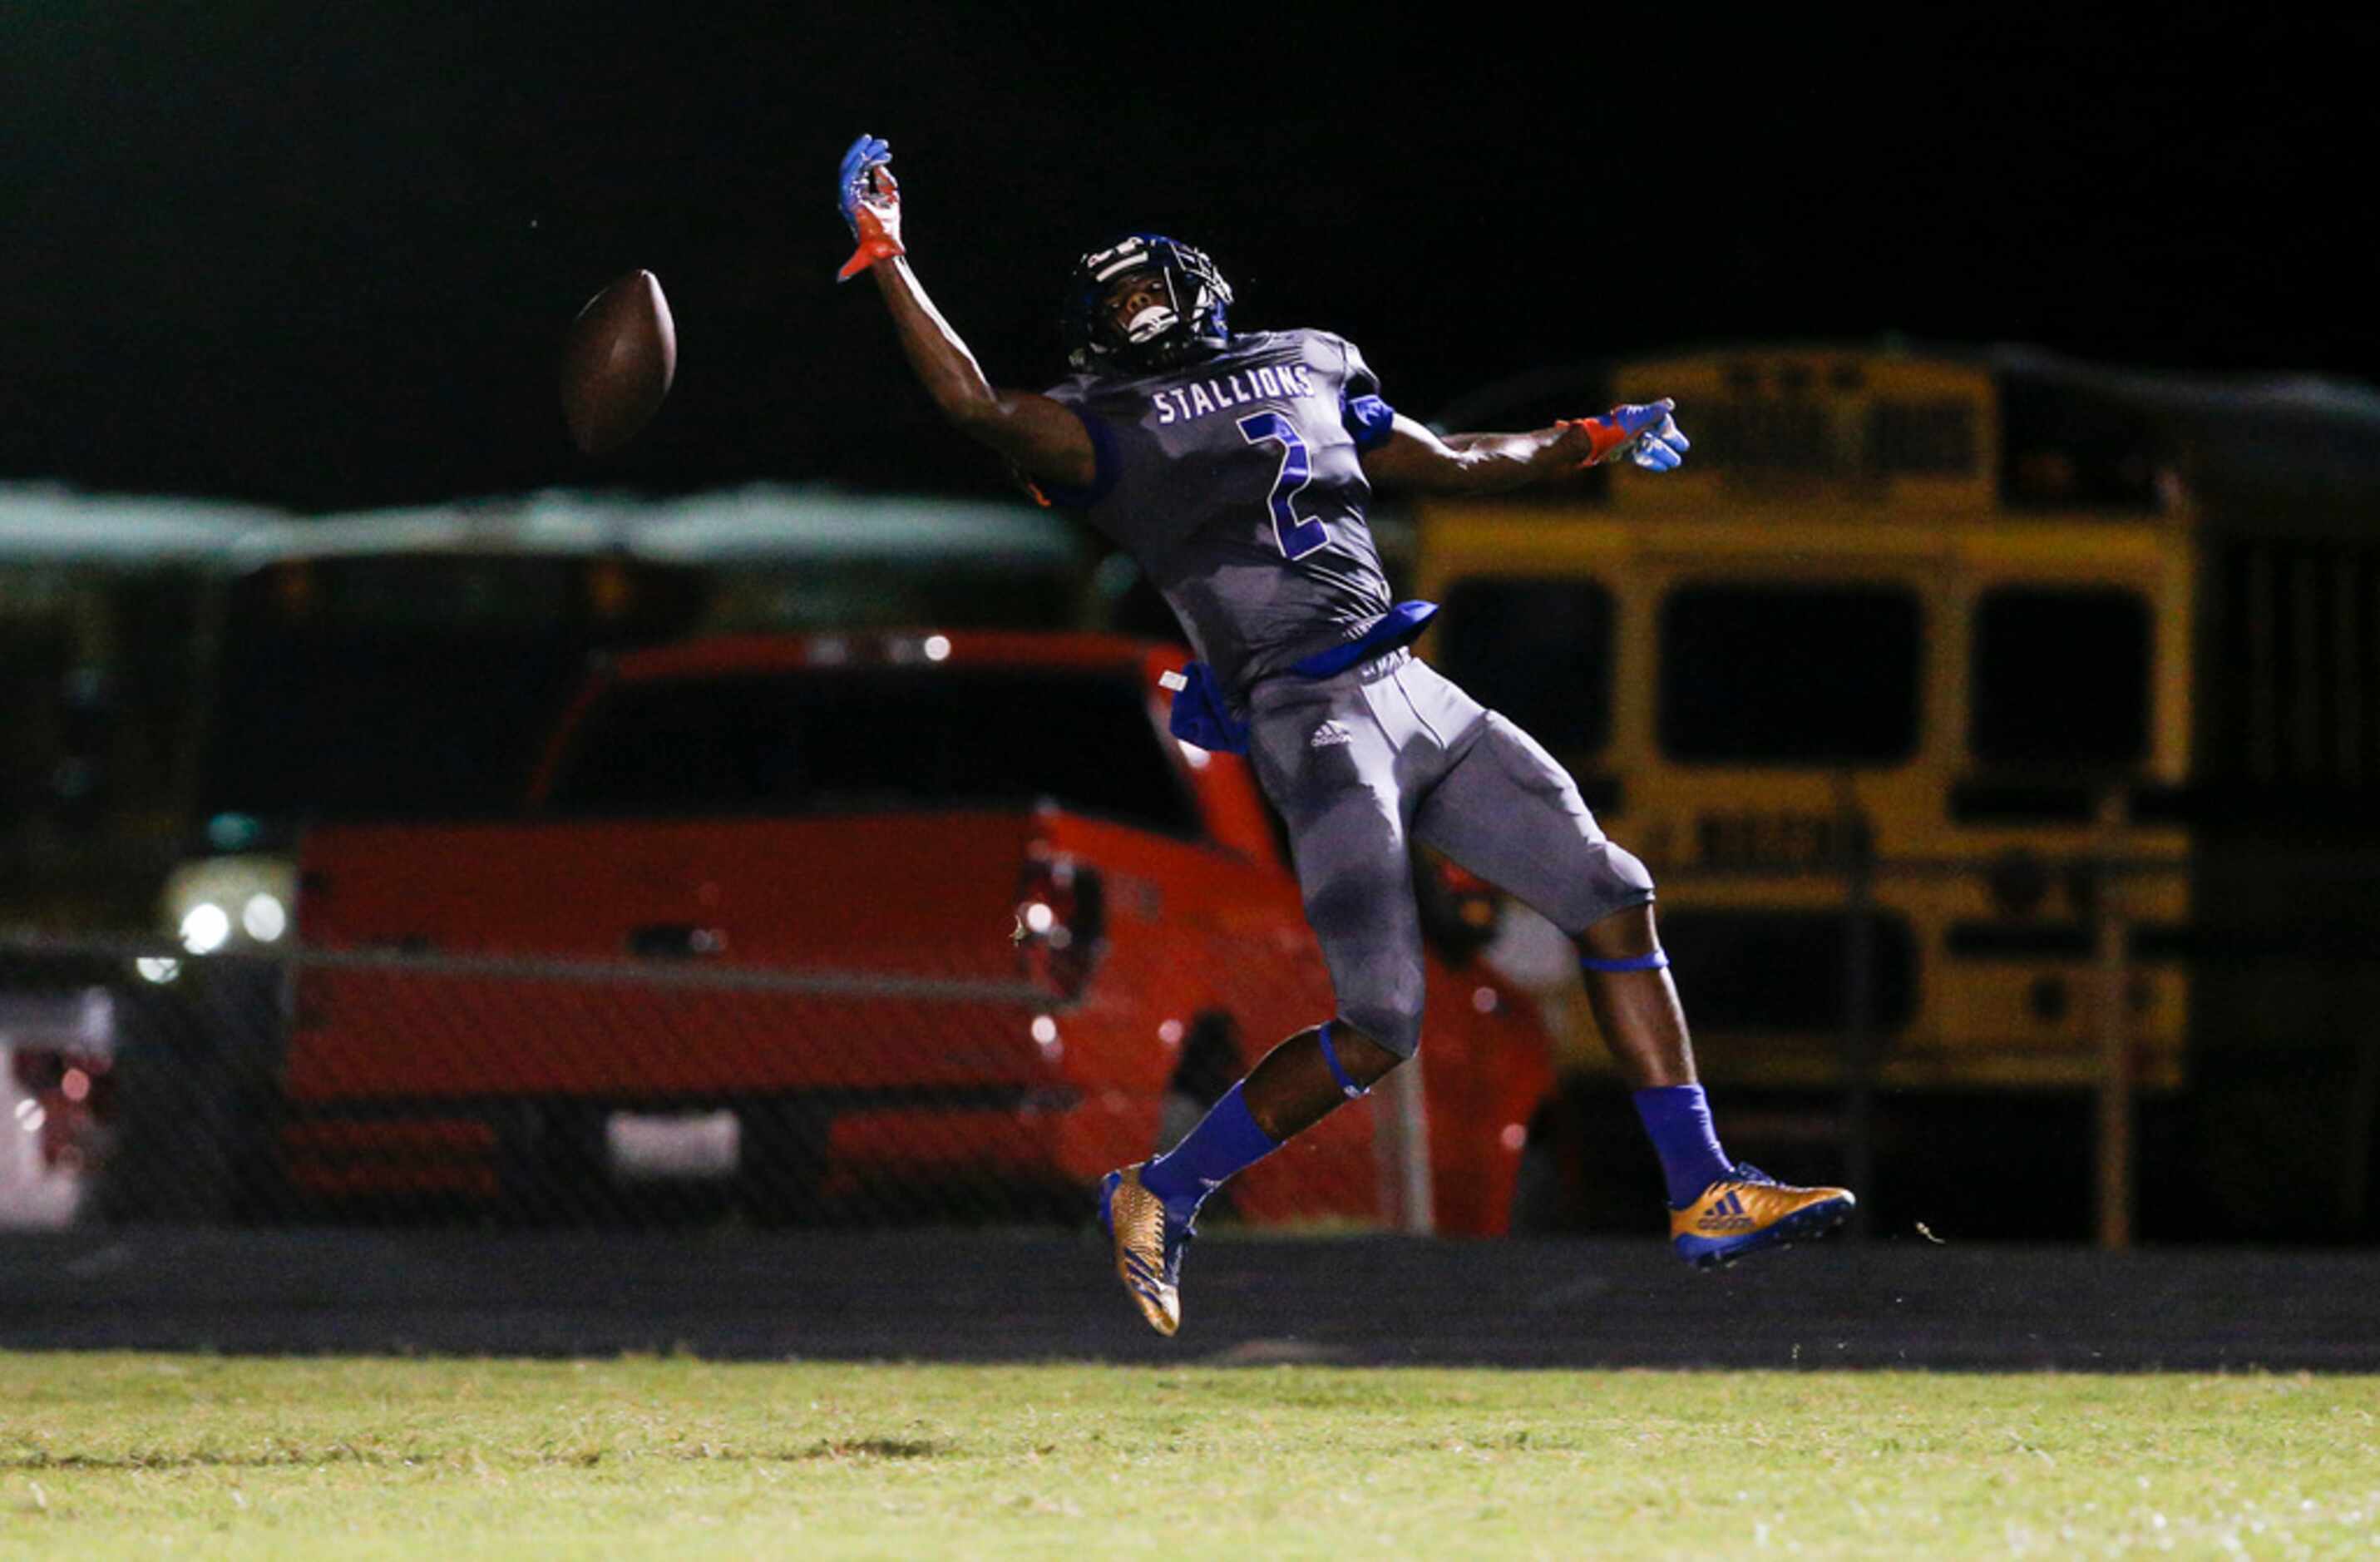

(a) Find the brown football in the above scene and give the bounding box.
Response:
[558,269,677,455]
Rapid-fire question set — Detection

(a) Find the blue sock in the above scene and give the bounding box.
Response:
[1141,1082,1277,1216]
[1632,1084,1735,1208]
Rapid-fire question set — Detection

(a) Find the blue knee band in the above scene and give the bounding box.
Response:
[1581,949,1671,974]
[1318,1021,1369,1100]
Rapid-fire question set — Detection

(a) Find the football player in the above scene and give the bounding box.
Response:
[837,135,1854,1337]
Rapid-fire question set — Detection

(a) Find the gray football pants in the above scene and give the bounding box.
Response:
[1244,648,1655,1059]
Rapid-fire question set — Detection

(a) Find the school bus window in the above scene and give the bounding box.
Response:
[1659,908,1918,1035]
[1970,586,2151,767]
[1658,584,1923,764]
[1997,376,2170,511]
[1696,401,1829,476]
[1866,398,1978,476]
[1437,578,1614,756]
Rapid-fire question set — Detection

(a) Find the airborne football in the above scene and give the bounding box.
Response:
[559,269,677,455]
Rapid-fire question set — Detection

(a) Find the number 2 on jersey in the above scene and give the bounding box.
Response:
[1237,412,1328,560]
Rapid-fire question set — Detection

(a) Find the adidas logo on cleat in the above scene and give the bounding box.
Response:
[1309,719,1354,749]
[1696,1189,1756,1233]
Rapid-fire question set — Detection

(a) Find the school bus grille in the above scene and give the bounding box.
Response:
[2217,539,2380,790]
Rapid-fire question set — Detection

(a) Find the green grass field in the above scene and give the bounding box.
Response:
[3,1354,2376,1558]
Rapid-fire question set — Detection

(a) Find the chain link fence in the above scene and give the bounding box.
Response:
[0,932,1415,1233]
[6,839,2380,1243]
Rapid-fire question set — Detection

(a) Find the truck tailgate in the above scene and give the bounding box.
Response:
[290,812,1054,1101]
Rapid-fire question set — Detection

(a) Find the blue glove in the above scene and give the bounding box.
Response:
[835,135,903,281]
[1609,398,1691,472]
[837,135,890,235]
[1161,662,1251,755]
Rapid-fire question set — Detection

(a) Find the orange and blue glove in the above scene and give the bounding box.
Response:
[836,134,904,282]
[1563,398,1691,471]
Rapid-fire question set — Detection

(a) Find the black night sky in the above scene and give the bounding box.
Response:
[4,6,2372,513]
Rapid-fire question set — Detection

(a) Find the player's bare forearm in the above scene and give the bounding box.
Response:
[869,257,1094,488]
[870,257,997,423]
[1360,416,1592,494]
[1439,428,1588,487]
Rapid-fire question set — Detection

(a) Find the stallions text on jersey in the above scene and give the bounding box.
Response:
[1042,329,1400,697]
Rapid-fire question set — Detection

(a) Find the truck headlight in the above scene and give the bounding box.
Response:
[180,902,232,955]
[162,854,298,954]
[241,893,288,942]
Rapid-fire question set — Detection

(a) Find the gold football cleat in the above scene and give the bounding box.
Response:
[1671,1164,1855,1269]
[1099,1164,1189,1336]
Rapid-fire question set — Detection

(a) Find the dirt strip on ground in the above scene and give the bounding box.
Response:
[4,1229,2373,1369]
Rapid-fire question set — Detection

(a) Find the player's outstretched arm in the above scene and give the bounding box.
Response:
[835,136,1095,492]
[870,258,1096,489]
[1361,403,1690,493]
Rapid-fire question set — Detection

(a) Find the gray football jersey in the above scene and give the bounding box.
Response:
[1044,329,1395,697]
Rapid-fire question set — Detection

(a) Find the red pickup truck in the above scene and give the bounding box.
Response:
[284,631,1558,1233]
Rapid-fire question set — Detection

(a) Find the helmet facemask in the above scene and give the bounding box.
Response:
[1063,235,1233,374]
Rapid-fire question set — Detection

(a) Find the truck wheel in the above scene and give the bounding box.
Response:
[495,1100,609,1224]
[1168,1010,1242,1110]
[1156,1009,1240,1153]
[1506,1079,1660,1236]
[1153,1011,1244,1218]
[1508,1112,1567,1236]
[733,1099,832,1225]
[95,977,286,1224]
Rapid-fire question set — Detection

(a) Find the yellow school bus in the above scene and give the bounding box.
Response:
[1415,349,2197,1091]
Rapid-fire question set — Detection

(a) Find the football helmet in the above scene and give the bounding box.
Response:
[1060,234,1234,373]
